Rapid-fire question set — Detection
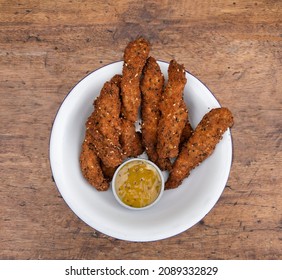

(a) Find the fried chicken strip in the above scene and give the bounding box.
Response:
[88,79,123,168]
[140,56,171,170]
[165,107,234,189]
[80,133,109,191]
[140,57,163,161]
[121,37,150,122]
[110,73,144,158]
[157,60,188,159]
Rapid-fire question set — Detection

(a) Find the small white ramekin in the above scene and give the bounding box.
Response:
[112,158,164,210]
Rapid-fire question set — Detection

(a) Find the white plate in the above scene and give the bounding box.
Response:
[49,61,233,242]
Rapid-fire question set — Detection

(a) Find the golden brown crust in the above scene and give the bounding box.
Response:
[157,60,188,159]
[140,57,166,166]
[120,118,144,157]
[88,80,123,168]
[121,37,150,122]
[80,133,109,191]
[111,71,144,159]
[165,107,234,189]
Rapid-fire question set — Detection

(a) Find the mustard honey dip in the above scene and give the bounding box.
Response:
[114,160,162,208]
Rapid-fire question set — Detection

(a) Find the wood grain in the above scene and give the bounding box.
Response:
[0,0,281,260]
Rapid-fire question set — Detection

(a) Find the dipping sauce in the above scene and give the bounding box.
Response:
[114,160,162,208]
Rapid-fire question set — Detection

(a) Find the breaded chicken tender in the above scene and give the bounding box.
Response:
[80,133,109,191]
[140,56,171,170]
[120,118,144,157]
[157,60,188,159]
[140,57,163,161]
[121,37,150,122]
[110,72,144,158]
[165,107,234,189]
[88,80,123,168]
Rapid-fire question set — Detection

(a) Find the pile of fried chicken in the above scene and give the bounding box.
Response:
[80,37,234,191]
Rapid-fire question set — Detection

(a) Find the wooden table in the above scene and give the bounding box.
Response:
[1,0,281,260]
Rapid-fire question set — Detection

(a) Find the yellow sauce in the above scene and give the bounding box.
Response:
[115,160,162,208]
